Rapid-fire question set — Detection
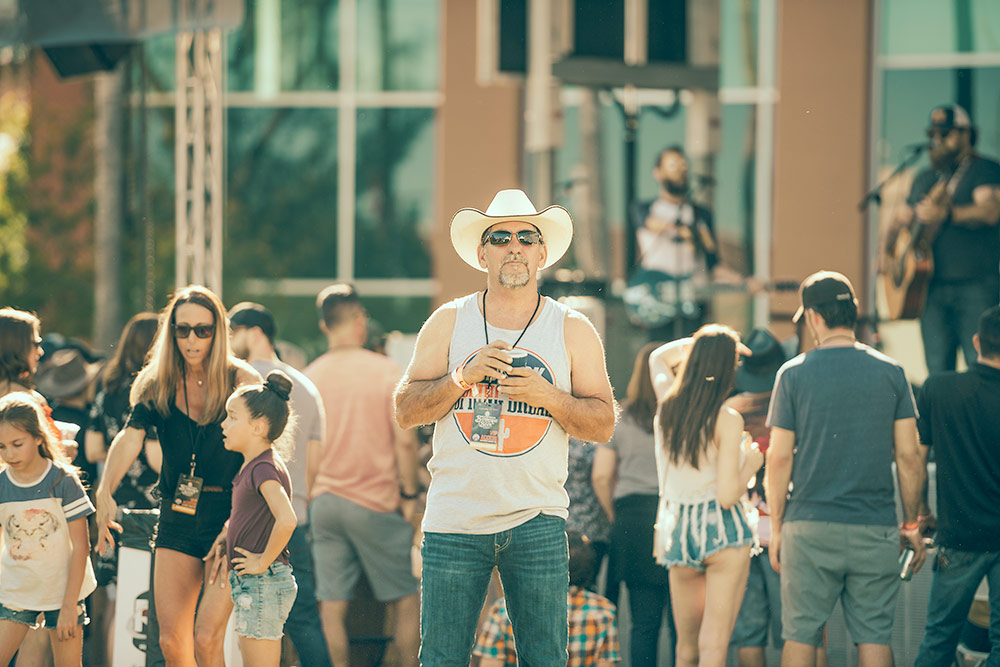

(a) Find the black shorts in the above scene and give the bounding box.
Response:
[155,491,231,559]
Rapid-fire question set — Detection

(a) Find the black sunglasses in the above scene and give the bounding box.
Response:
[172,323,215,339]
[482,229,544,247]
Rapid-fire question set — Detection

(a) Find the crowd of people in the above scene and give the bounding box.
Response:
[0,99,996,667]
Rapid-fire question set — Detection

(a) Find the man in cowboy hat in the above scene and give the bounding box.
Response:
[395,189,616,666]
[883,104,1000,374]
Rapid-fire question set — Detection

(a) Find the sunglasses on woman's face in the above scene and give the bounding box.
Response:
[172,323,215,339]
[481,229,544,247]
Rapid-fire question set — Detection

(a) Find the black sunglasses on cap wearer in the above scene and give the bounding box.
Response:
[481,229,544,247]
[172,323,215,339]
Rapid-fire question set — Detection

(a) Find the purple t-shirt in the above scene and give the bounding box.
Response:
[227,450,292,568]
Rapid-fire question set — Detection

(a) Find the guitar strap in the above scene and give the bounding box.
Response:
[945,154,973,198]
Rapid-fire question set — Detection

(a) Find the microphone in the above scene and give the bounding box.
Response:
[904,142,930,154]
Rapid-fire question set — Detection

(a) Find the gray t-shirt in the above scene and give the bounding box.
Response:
[251,359,326,524]
[766,344,917,526]
[601,412,660,499]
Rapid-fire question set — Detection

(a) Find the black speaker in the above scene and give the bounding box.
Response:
[43,43,134,77]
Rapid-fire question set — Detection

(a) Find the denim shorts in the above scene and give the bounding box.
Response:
[657,498,758,570]
[229,562,298,640]
[0,601,89,629]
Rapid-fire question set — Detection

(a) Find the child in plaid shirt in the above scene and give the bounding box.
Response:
[474,533,620,667]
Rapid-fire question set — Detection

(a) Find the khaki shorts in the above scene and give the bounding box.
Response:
[780,521,900,646]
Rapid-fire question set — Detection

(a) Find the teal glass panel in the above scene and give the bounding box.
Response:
[356,0,439,91]
[716,104,754,273]
[228,0,341,92]
[720,0,759,89]
[881,0,1000,56]
[354,108,435,278]
[225,108,339,279]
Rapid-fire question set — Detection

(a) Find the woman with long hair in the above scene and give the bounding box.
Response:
[650,325,763,667]
[95,286,260,666]
[0,308,45,399]
[593,341,676,666]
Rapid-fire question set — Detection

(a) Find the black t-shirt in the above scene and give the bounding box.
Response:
[917,363,1000,551]
[126,400,242,498]
[907,154,1000,283]
[87,379,159,510]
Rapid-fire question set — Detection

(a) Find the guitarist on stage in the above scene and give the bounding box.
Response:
[629,146,746,340]
[884,104,1000,374]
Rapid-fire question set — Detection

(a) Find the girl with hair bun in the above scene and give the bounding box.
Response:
[220,370,298,666]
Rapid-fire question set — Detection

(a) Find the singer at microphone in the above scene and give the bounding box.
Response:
[881,103,1000,375]
[628,145,753,339]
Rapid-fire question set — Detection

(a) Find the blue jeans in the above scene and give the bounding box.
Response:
[286,524,332,667]
[420,513,569,667]
[921,279,999,374]
[915,547,1000,666]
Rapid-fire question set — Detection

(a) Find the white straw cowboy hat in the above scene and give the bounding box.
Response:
[450,189,574,271]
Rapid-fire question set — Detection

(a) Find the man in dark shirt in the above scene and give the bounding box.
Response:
[888,104,1000,374]
[914,305,1000,665]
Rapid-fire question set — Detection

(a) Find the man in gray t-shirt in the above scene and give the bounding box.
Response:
[764,271,926,667]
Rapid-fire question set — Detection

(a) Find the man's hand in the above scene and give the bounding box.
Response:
[461,341,514,385]
[915,195,950,227]
[498,367,556,407]
[900,526,927,576]
[231,547,269,576]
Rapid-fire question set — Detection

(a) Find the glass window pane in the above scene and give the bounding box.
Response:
[136,34,177,92]
[881,0,1000,56]
[225,108,339,279]
[228,0,341,92]
[716,104,754,274]
[356,0,440,91]
[720,0,758,89]
[354,108,435,279]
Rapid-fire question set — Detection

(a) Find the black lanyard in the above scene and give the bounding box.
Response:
[482,289,542,349]
[180,367,205,477]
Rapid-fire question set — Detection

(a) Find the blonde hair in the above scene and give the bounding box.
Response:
[131,286,236,425]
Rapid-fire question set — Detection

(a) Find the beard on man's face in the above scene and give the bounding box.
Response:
[498,254,530,288]
[662,177,689,197]
[929,142,960,172]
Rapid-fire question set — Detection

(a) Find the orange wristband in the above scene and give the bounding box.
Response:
[901,521,919,531]
[451,365,471,391]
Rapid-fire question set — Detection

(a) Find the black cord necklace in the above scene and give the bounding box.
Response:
[180,366,205,477]
[482,289,542,349]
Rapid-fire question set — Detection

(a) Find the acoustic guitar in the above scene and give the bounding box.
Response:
[882,158,970,320]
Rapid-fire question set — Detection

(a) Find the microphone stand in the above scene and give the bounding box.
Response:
[857,144,927,211]
[857,143,927,349]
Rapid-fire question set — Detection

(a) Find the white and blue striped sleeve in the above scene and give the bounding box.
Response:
[58,472,96,522]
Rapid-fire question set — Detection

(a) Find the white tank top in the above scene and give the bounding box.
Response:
[423,292,573,534]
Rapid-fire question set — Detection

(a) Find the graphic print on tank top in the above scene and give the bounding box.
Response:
[451,347,555,457]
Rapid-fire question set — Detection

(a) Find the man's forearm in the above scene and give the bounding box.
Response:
[896,450,926,524]
[764,455,792,526]
[542,390,616,444]
[395,375,465,429]
[951,203,1000,228]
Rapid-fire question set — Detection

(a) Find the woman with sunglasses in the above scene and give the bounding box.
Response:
[95,286,259,666]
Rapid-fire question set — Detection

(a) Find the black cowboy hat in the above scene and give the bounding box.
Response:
[734,329,787,394]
